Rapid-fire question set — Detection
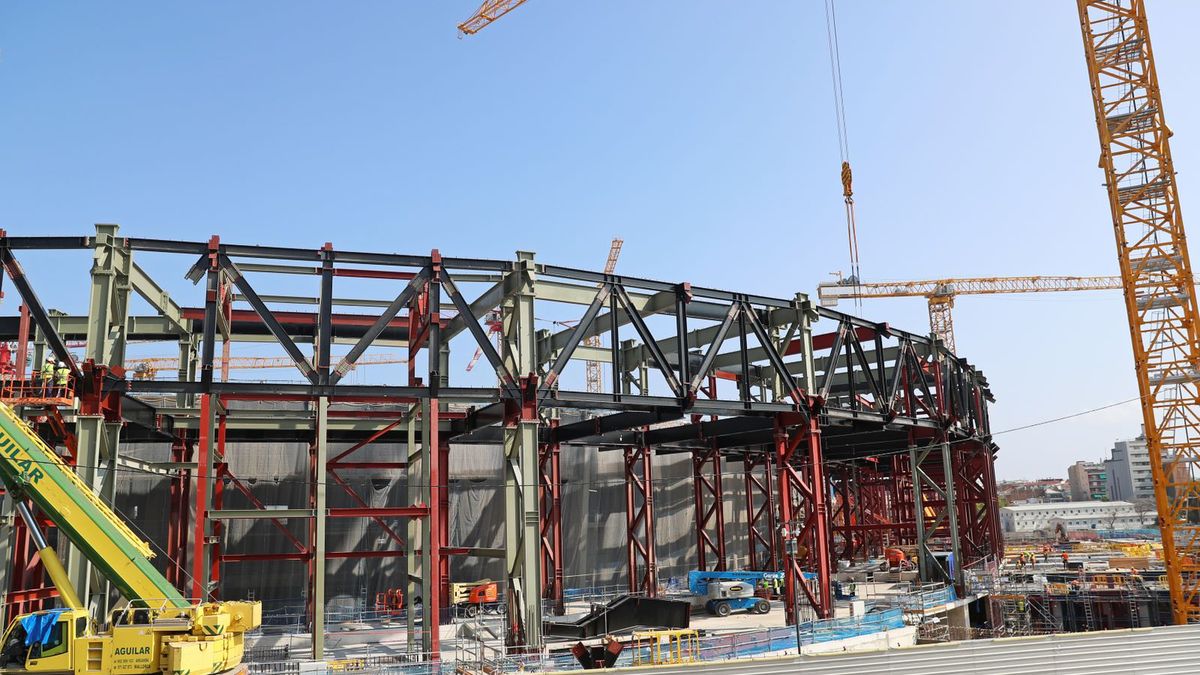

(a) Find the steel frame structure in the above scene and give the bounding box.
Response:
[0,226,998,657]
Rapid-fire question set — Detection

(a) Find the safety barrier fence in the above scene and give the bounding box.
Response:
[898,584,957,610]
[242,607,908,674]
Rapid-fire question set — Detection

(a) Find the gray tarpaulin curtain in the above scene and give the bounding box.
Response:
[116,430,756,613]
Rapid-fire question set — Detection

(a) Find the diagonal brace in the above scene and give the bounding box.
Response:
[220,255,318,383]
[330,269,428,385]
[440,268,519,398]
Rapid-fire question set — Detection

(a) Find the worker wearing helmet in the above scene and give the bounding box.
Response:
[40,358,55,395]
[54,361,69,398]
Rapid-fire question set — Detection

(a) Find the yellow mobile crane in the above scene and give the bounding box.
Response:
[0,403,261,675]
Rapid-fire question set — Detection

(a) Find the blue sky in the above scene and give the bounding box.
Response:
[3,1,1199,479]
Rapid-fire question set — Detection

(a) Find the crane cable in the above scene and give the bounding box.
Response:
[824,0,860,306]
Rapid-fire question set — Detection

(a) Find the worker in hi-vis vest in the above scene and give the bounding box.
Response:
[40,358,55,395]
[54,362,70,398]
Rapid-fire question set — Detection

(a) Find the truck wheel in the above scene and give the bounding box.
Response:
[714,601,731,617]
[754,600,770,614]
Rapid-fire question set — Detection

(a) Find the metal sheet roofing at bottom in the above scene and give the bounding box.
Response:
[567,624,1200,675]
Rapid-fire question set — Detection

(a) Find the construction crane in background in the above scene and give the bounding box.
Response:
[584,238,624,393]
[1078,0,1200,624]
[458,0,528,35]
[817,275,1122,354]
[129,353,405,380]
[468,239,623,394]
[465,311,503,373]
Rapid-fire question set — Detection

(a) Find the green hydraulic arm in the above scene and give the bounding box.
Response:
[0,403,189,608]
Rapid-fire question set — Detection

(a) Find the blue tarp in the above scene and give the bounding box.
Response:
[21,609,67,647]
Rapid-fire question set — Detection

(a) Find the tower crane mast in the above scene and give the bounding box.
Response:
[1078,0,1200,624]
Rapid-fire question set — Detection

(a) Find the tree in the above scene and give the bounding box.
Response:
[1104,510,1120,533]
[1133,498,1157,527]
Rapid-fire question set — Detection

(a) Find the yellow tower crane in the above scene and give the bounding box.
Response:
[816,275,1122,354]
[458,0,528,35]
[1078,0,1200,624]
[128,353,405,380]
[584,238,624,393]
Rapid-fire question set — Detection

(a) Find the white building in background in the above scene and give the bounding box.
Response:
[1000,501,1147,533]
[1106,433,1154,501]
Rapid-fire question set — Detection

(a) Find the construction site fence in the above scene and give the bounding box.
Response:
[242,608,908,675]
[689,608,905,662]
[1094,528,1159,539]
[464,608,907,673]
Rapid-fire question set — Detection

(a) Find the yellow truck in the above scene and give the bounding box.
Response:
[0,403,261,675]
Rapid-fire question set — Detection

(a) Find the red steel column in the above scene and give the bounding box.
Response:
[165,438,183,589]
[425,255,444,656]
[624,444,657,597]
[211,460,225,598]
[192,394,211,601]
[437,437,450,610]
[4,507,53,621]
[539,419,564,614]
[803,411,832,616]
[775,409,831,624]
[692,376,726,572]
[692,444,726,571]
[211,407,227,598]
[743,451,777,571]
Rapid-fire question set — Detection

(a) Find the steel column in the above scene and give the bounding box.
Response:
[192,394,215,601]
[538,419,565,615]
[743,451,777,571]
[502,251,542,649]
[908,437,963,586]
[404,403,423,656]
[165,437,193,591]
[775,409,831,623]
[692,444,726,571]
[624,443,657,597]
[310,397,328,659]
[67,224,132,615]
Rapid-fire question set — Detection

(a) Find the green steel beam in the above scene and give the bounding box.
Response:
[130,261,190,335]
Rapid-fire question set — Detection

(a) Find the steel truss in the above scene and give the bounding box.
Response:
[0,226,998,656]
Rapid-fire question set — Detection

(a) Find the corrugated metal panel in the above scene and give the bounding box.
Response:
[574,624,1200,675]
